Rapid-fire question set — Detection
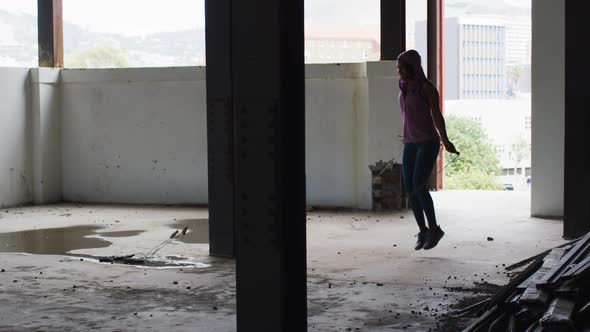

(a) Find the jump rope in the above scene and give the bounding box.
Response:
[378,144,461,200]
[131,148,460,259]
[133,226,189,260]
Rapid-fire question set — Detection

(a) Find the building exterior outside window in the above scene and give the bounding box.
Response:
[417,17,507,100]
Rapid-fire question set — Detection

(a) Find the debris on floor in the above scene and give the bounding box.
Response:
[98,254,144,265]
[461,232,590,331]
[96,227,208,268]
[369,161,407,211]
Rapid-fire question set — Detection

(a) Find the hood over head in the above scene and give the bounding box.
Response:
[397,49,427,80]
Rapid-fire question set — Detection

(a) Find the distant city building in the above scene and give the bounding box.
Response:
[416,17,507,100]
[505,20,531,66]
[305,38,379,63]
[304,27,380,64]
[506,20,531,94]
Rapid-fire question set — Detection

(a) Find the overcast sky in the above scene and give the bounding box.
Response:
[0,0,528,36]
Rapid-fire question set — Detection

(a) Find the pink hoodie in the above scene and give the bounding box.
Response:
[397,50,439,143]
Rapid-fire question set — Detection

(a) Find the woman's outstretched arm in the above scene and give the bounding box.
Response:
[423,81,458,154]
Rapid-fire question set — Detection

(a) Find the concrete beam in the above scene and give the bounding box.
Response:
[531,0,564,219]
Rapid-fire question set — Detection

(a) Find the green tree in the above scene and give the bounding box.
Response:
[66,45,129,68]
[444,115,503,190]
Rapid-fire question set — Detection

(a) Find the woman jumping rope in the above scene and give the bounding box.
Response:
[397,49,458,250]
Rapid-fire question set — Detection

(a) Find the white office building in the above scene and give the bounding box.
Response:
[416,17,507,100]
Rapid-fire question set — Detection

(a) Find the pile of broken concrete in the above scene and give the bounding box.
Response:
[369,160,407,211]
[461,232,590,331]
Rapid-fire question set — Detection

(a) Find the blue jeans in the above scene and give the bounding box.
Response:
[402,138,440,230]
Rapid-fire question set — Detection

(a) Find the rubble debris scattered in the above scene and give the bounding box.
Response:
[462,232,590,331]
[99,254,145,265]
[369,161,407,211]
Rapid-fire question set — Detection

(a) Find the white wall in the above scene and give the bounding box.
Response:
[0,68,33,207]
[531,0,565,217]
[367,61,404,167]
[31,68,62,204]
[305,63,371,208]
[0,64,402,209]
[60,64,402,208]
[61,67,209,204]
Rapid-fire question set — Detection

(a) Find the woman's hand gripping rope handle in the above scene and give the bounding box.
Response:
[406,149,460,200]
[379,145,461,200]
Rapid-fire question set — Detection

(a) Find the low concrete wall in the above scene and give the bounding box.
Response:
[0,63,402,209]
[60,64,402,208]
[61,67,209,204]
[305,63,371,208]
[367,61,403,169]
[0,68,33,207]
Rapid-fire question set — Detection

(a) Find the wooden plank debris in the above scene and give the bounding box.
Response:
[462,306,501,332]
[505,237,582,271]
[463,232,590,332]
[560,255,590,279]
[537,232,590,289]
[518,248,566,311]
[540,297,575,329]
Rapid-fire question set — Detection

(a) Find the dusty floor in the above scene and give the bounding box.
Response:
[0,191,565,331]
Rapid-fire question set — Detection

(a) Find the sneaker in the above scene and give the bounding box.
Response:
[415,231,429,250]
[423,226,444,250]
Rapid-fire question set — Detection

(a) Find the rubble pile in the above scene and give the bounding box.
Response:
[369,161,407,211]
[462,232,590,331]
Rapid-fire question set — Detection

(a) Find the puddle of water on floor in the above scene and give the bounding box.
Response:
[92,254,211,269]
[0,223,211,269]
[91,257,210,269]
[168,219,209,244]
[0,226,111,255]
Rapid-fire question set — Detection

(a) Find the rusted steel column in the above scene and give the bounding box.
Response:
[427,0,444,190]
[381,0,406,60]
[38,0,63,68]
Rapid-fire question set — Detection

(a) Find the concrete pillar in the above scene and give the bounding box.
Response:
[205,0,236,257]
[232,0,307,328]
[564,1,590,238]
[531,0,564,218]
[206,0,307,329]
[381,0,406,60]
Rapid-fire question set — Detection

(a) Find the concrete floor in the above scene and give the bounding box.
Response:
[0,190,565,331]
